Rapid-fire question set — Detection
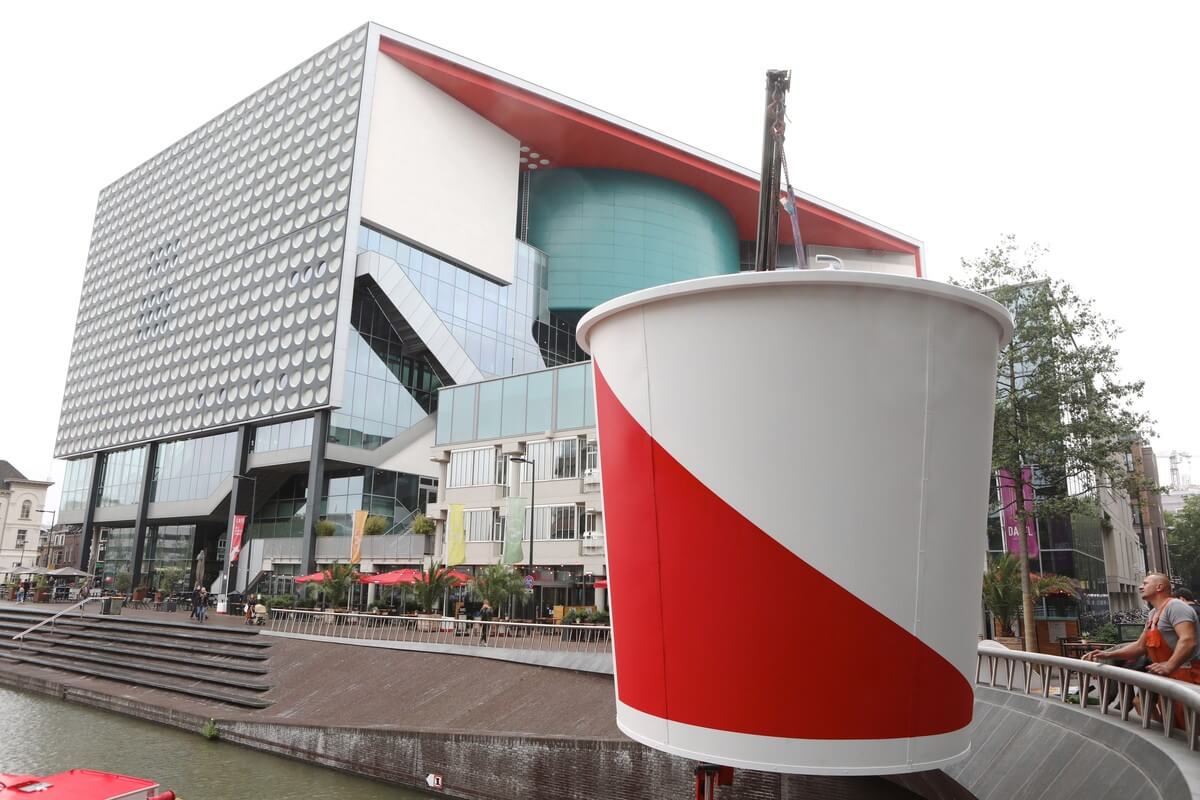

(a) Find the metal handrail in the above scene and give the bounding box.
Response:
[977,641,1200,750]
[11,596,98,648]
[267,608,612,655]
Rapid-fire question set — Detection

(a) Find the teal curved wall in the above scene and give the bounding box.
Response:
[527,169,740,312]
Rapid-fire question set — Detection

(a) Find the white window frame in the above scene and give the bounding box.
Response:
[523,504,579,541]
[522,438,581,482]
[448,447,505,488]
[463,508,501,542]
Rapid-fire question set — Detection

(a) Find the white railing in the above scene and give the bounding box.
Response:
[268,608,612,655]
[977,641,1200,750]
[11,597,99,648]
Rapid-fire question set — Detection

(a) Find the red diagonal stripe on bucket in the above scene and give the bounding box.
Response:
[595,365,973,739]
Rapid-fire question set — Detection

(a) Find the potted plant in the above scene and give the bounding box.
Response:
[319,563,357,611]
[315,520,338,537]
[364,516,389,536]
[411,513,436,536]
[113,569,132,596]
[411,562,462,627]
[468,563,527,618]
[33,576,50,603]
[982,554,1078,650]
[132,584,148,603]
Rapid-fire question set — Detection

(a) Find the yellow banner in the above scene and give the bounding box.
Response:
[350,509,368,564]
[447,504,466,567]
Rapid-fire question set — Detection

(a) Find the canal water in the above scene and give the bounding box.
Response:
[0,687,426,798]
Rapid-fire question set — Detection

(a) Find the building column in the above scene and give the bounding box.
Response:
[129,443,159,591]
[77,453,105,575]
[219,425,252,599]
[300,410,330,576]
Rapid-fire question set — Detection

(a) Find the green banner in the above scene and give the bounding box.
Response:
[503,496,525,564]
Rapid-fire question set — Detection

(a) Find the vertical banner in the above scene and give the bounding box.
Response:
[349,509,368,564]
[503,496,525,564]
[997,467,1039,558]
[229,515,247,563]
[447,504,466,566]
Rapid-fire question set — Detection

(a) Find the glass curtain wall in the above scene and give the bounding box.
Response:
[95,527,135,590]
[143,525,196,592]
[249,468,426,539]
[329,284,442,450]
[437,362,595,445]
[96,447,147,506]
[59,458,95,513]
[150,432,237,503]
[359,225,580,377]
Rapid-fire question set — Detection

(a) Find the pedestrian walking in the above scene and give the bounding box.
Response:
[196,587,209,623]
[479,601,494,645]
[1173,587,1200,616]
[191,584,203,622]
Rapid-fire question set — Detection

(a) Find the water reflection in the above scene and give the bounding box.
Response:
[0,688,424,799]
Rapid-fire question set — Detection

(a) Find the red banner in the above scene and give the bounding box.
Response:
[230,514,247,563]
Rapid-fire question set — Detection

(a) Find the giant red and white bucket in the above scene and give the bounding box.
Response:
[576,270,1012,775]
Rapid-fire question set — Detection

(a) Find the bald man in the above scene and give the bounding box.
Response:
[1085,573,1200,722]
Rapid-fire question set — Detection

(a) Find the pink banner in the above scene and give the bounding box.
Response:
[997,468,1038,558]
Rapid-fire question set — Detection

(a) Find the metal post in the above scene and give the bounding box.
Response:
[752,69,792,273]
[129,442,159,591]
[301,410,331,576]
[77,453,105,575]
[510,453,537,621]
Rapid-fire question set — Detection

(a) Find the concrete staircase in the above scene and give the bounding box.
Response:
[0,606,274,708]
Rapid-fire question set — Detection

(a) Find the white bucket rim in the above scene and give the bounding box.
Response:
[576,270,1014,353]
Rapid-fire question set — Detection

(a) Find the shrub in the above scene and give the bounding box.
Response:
[200,718,219,740]
[364,515,389,536]
[315,520,337,537]
[411,513,436,536]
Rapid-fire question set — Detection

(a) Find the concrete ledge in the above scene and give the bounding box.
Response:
[947,686,1200,800]
[263,629,614,674]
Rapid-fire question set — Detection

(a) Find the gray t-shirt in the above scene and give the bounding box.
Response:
[1149,601,1200,663]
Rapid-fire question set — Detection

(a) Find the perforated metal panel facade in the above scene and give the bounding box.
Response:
[54,26,370,458]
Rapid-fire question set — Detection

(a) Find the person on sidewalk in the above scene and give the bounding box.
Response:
[1085,573,1200,725]
[191,584,203,622]
[478,601,494,646]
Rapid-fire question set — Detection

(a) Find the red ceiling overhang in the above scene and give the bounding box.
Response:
[379,38,921,275]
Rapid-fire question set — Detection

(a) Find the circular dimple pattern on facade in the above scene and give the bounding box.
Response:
[54,26,368,458]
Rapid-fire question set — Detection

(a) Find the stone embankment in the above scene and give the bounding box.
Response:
[0,604,933,799]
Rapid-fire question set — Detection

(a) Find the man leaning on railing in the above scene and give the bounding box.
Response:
[1084,573,1200,726]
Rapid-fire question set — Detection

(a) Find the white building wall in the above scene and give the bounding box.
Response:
[1099,480,1146,613]
[804,244,918,276]
[361,55,520,284]
[0,480,51,572]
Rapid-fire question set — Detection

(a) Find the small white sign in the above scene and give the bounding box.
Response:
[426,773,444,790]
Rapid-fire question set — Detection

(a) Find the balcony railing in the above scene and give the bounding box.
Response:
[268,608,612,656]
[977,641,1200,750]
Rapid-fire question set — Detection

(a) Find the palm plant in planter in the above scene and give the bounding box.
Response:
[469,563,528,618]
[319,562,357,609]
[983,554,1078,643]
[411,562,461,614]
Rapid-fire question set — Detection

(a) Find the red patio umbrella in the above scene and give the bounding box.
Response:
[443,569,471,586]
[361,568,422,586]
[294,570,331,584]
[593,579,608,589]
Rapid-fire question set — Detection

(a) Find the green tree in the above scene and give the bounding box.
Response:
[469,563,528,615]
[411,562,460,614]
[153,565,186,592]
[958,237,1153,651]
[983,554,1078,637]
[1167,495,1200,590]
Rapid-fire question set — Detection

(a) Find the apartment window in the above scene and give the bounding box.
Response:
[464,509,501,542]
[525,505,578,541]
[19,501,31,519]
[15,530,27,547]
[583,510,603,538]
[448,447,505,488]
[584,440,599,475]
[523,439,580,482]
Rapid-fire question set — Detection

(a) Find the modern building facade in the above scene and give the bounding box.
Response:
[55,23,923,597]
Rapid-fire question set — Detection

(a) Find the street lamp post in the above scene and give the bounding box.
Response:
[510,455,537,621]
[36,509,56,568]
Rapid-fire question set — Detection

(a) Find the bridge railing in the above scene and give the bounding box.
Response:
[977,641,1200,751]
[268,608,612,655]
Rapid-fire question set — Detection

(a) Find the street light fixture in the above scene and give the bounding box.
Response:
[510,455,537,621]
[36,509,56,568]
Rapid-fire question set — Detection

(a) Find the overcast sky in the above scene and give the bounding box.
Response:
[2,1,1196,512]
